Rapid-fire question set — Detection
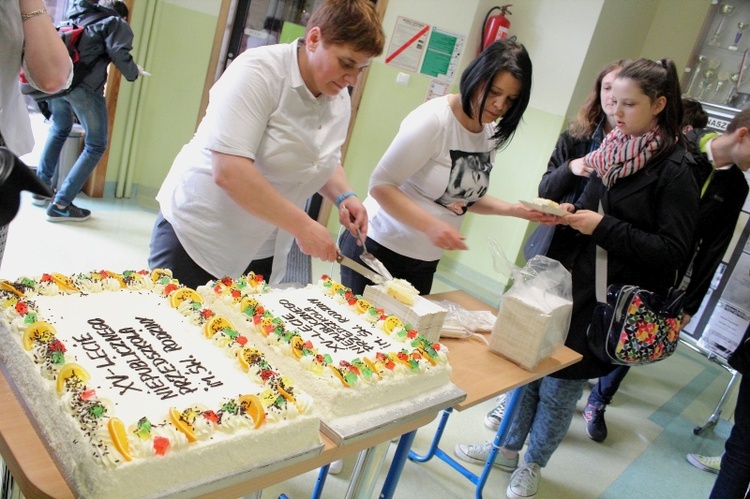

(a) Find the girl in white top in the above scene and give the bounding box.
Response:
[339,38,548,295]
[150,0,384,288]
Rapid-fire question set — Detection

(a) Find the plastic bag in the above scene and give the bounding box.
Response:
[487,238,573,370]
[431,299,494,343]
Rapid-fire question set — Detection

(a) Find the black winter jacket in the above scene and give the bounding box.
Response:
[682,129,749,315]
[547,143,699,380]
[67,0,139,94]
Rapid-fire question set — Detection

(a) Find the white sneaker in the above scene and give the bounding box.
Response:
[686,454,721,474]
[507,462,541,499]
[485,394,507,431]
[328,459,344,475]
[453,441,518,471]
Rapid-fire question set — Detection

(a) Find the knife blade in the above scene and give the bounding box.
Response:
[336,252,386,284]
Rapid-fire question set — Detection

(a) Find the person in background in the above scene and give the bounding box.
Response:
[681,97,708,133]
[469,59,629,436]
[246,17,282,50]
[583,104,749,444]
[0,0,72,268]
[456,58,699,499]
[34,0,140,223]
[706,338,750,499]
[150,0,384,289]
[339,38,547,296]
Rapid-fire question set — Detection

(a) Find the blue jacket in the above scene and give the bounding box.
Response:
[67,0,139,94]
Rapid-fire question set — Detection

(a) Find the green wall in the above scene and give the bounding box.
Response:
[107,1,220,209]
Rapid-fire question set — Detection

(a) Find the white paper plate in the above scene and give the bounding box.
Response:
[519,199,568,216]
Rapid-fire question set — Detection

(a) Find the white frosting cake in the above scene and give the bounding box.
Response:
[199,275,452,420]
[0,271,320,498]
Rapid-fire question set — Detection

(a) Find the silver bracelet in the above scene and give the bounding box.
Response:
[21,8,47,22]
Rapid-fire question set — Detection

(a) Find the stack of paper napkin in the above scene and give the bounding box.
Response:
[364,285,447,343]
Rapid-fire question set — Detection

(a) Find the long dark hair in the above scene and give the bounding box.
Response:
[459,37,532,150]
[616,58,684,167]
[569,59,630,140]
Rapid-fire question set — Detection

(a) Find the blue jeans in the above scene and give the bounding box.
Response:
[709,375,750,499]
[503,376,587,467]
[588,365,630,407]
[37,86,108,207]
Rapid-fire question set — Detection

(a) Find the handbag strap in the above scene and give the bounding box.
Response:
[595,201,608,303]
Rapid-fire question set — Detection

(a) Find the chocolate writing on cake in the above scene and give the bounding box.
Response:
[275,298,392,354]
[75,317,223,400]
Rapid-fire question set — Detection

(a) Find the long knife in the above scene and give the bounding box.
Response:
[336,252,387,284]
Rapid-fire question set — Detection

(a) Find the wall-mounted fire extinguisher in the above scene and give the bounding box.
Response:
[481,4,512,51]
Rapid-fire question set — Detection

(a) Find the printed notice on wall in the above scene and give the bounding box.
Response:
[698,250,750,357]
[699,300,750,358]
[420,27,465,83]
[385,17,430,72]
[426,78,451,101]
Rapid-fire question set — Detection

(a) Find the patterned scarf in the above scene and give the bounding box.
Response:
[584,126,662,188]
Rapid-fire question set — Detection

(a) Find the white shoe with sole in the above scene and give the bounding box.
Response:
[507,462,541,499]
[686,454,721,474]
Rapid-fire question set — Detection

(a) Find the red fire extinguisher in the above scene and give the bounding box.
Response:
[482,4,512,51]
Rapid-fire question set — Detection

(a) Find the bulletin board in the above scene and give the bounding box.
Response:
[385,16,465,84]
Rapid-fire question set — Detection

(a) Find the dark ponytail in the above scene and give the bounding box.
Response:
[616,58,685,167]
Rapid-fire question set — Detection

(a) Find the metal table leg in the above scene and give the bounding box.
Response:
[694,370,740,435]
[345,441,392,499]
[380,387,526,499]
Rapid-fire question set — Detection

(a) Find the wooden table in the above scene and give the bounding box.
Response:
[431,290,581,410]
[379,290,582,499]
[0,290,580,498]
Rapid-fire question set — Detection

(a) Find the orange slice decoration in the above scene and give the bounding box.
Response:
[363,357,382,379]
[169,407,197,442]
[238,394,265,429]
[383,315,404,335]
[327,364,350,387]
[0,280,24,297]
[107,417,132,462]
[169,287,202,308]
[23,321,57,350]
[290,335,304,359]
[51,273,78,292]
[237,346,262,372]
[417,347,437,366]
[203,316,234,338]
[56,363,90,393]
[150,268,173,283]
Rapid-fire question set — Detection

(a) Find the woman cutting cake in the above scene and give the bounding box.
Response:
[339,38,549,295]
[149,0,384,288]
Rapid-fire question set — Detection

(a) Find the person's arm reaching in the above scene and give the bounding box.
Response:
[211,152,338,262]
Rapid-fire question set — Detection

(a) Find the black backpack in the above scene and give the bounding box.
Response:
[19,21,101,102]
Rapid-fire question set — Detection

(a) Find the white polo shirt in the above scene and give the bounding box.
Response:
[157,40,350,283]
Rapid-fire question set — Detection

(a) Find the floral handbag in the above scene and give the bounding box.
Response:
[587,283,685,365]
[586,239,685,366]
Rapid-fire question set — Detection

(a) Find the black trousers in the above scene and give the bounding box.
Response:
[338,229,439,296]
[148,212,273,289]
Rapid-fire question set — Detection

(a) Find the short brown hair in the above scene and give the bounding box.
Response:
[726,108,750,133]
[306,0,385,57]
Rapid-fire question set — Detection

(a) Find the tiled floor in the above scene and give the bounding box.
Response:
[0,194,737,499]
